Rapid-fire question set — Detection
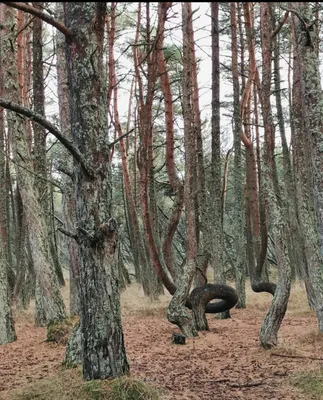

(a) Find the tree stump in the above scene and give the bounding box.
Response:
[172,332,186,345]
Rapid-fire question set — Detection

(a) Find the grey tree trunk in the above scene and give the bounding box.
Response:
[210,3,225,287]
[291,2,323,331]
[230,2,246,308]
[0,244,16,344]
[64,2,129,379]
[0,11,16,341]
[273,33,304,283]
[258,3,291,348]
[32,2,65,323]
[55,2,80,316]
[1,5,66,326]
[167,2,198,338]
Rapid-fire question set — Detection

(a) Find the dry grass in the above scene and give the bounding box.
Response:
[11,278,313,325]
[298,330,323,345]
[8,368,161,400]
[120,284,171,318]
[290,370,323,399]
[245,279,313,316]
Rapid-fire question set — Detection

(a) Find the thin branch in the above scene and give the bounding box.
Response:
[46,139,59,153]
[108,128,135,148]
[271,353,323,361]
[229,381,264,388]
[16,15,35,37]
[0,149,61,189]
[55,165,74,180]
[0,99,94,177]
[57,227,79,242]
[279,5,313,27]
[1,2,74,38]
[272,11,289,39]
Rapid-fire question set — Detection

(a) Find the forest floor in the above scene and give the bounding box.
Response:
[0,281,323,400]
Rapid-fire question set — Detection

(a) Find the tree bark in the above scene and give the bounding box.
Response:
[55,1,79,316]
[167,3,199,338]
[64,2,129,379]
[210,3,225,286]
[0,7,16,341]
[291,2,323,331]
[258,3,292,348]
[230,2,246,308]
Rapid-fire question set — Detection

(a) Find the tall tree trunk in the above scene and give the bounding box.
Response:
[134,3,171,297]
[291,2,323,331]
[242,2,276,296]
[55,1,79,316]
[156,2,184,285]
[167,3,198,338]
[210,3,225,286]
[32,3,65,324]
[230,2,246,308]
[64,2,129,379]
[1,5,66,327]
[258,3,291,348]
[273,29,302,282]
[0,6,16,341]
[107,3,149,291]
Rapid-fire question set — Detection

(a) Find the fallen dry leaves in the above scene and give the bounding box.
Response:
[0,283,321,400]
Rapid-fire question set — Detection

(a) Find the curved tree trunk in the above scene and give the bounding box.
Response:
[242,2,276,297]
[190,283,238,331]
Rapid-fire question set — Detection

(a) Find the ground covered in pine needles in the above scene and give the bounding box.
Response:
[1,281,323,400]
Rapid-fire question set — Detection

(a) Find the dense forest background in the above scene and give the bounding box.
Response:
[1,1,323,392]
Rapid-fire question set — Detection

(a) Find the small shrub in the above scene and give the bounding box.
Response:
[46,318,74,345]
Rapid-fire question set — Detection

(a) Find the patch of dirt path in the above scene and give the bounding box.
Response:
[0,306,321,399]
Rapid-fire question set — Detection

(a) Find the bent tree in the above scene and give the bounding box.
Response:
[0,2,129,380]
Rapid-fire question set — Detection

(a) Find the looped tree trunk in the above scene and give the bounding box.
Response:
[250,278,276,296]
[189,283,239,331]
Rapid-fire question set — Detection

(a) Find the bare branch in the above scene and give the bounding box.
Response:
[108,128,135,148]
[57,227,79,242]
[0,99,94,177]
[1,2,74,38]
[271,353,323,361]
[272,10,289,39]
[229,381,264,388]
